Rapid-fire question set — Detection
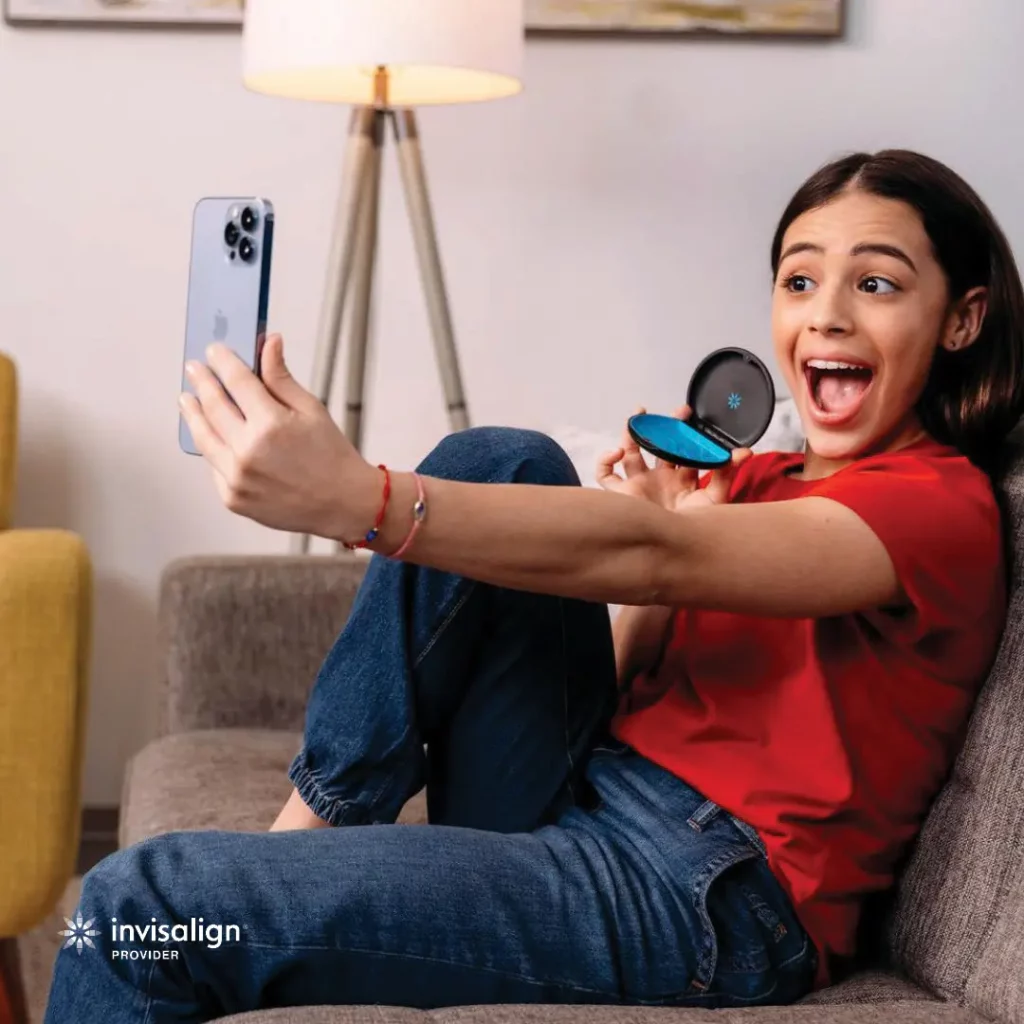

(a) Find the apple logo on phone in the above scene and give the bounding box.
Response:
[213,310,228,341]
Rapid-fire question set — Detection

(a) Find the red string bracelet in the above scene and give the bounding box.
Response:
[387,473,427,560]
[343,465,391,550]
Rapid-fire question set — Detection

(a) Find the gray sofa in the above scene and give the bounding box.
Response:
[119,439,1024,1024]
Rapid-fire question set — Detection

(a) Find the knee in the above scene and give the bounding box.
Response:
[417,427,580,487]
[76,837,168,941]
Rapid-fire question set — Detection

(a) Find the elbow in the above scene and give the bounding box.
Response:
[635,517,694,607]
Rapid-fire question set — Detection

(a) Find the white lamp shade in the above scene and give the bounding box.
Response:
[243,0,524,107]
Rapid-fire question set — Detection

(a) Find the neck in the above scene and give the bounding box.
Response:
[796,416,929,482]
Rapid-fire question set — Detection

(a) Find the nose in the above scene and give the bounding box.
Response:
[809,282,854,336]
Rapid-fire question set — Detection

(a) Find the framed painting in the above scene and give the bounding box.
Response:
[524,0,843,36]
[4,0,842,34]
[4,0,243,25]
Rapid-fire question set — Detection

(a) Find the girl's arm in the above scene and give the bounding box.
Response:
[361,472,903,619]
[182,340,902,622]
[612,604,675,688]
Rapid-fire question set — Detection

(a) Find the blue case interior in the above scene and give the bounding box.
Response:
[629,415,732,466]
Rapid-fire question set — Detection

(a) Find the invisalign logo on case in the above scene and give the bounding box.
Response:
[728,392,743,410]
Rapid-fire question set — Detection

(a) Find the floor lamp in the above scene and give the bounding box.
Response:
[243,0,524,553]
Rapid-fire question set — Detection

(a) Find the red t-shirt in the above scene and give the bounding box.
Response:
[610,438,1007,992]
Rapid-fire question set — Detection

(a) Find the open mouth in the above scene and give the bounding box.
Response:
[803,358,875,422]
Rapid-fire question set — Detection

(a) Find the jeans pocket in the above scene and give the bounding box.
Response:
[702,857,816,1006]
[631,844,762,1008]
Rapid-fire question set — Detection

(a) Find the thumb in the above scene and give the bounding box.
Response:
[704,447,753,504]
[260,334,311,409]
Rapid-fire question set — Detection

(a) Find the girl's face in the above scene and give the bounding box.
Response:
[772,189,977,464]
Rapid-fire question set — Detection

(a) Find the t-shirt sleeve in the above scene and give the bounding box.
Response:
[810,454,1004,632]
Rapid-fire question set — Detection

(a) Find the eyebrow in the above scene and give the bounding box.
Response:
[778,241,918,274]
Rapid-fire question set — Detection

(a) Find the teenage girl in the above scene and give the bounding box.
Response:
[47,149,1024,1022]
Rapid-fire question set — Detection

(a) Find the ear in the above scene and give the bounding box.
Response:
[941,286,988,353]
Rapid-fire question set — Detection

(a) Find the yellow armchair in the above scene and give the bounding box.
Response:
[0,353,91,1022]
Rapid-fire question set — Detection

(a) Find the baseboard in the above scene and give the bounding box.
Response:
[77,807,119,875]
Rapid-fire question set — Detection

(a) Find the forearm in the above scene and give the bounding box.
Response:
[340,467,901,620]
[357,470,674,607]
[612,603,675,687]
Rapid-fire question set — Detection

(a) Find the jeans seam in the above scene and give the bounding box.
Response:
[413,583,476,669]
[775,934,811,971]
[688,977,780,1005]
[241,940,618,999]
[141,959,157,1024]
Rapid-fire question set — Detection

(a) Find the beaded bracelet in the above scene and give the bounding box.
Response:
[343,465,391,550]
[388,473,427,560]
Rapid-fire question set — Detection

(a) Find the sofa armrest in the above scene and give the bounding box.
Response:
[0,529,91,936]
[156,554,367,737]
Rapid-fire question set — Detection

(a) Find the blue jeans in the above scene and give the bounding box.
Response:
[45,428,817,1023]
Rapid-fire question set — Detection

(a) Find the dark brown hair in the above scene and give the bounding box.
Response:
[771,149,1024,475]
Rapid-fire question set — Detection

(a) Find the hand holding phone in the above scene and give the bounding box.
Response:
[180,197,274,455]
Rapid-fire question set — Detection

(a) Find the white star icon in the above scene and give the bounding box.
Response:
[58,911,102,955]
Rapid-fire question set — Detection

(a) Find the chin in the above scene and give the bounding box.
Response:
[801,424,873,461]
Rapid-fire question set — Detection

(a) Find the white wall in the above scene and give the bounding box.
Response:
[3,0,1023,805]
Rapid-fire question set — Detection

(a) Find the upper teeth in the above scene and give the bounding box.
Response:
[807,359,865,371]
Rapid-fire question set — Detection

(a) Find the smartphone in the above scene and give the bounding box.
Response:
[179,197,275,455]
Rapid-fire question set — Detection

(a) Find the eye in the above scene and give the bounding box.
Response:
[780,274,816,294]
[860,276,899,295]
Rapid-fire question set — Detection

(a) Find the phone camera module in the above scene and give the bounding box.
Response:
[224,221,241,247]
[240,206,259,232]
[238,237,257,264]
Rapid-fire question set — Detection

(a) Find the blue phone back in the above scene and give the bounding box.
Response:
[179,197,274,455]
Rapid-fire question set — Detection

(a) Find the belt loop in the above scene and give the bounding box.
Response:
[686,799,723,832]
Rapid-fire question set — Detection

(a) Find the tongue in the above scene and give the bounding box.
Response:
[818,373,869,413]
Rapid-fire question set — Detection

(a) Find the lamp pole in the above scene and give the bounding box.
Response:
[295,68,471,553]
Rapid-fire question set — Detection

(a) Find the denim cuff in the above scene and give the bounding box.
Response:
[287,751,379,828]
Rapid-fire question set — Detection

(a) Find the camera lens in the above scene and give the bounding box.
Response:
[240,206,258,232]
[238,237,257,263]
[224,221,240,247]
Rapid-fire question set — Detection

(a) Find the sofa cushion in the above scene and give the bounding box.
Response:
[222,999,986,1023]
[876,434,1024,1021]
[963,854,1024,1024]
[119,729,427,847]
[796,970,935,1006]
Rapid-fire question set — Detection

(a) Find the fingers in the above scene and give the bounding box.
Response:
[185,359,246,444]
[260,334,317,411]
[597,447,627,492]
[178,392,233,477]
[205,343,279,419]
[703,447,754,504]
[620,406,648,478]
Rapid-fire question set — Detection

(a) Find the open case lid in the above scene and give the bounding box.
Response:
[687,347,776,450]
